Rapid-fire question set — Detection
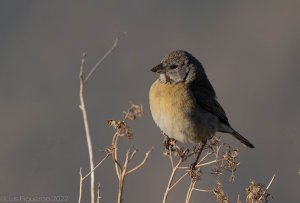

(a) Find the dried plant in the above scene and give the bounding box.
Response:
[245,175,275,203]
[163,137,276,203]
[78,35,121,203]
[77,34,153,203]
[107,104,152,203]
[162,137,238,203]
[213,180,229,203]
[78,104,152,203]
[161,136,275,203]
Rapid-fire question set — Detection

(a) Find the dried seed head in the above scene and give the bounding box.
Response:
[123,104,143,120]
[246,179,270,203]
[107,120,133,138]
[213,180,230,203]
[222,146,239,173]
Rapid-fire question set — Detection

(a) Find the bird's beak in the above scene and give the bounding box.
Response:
[151,63,165,73]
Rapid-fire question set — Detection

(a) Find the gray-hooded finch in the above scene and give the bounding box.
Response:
[149,50,254,150]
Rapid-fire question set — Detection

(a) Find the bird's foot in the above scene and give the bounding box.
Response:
[189,142,207,170]
[190,160,197,170]
[163,135,177,151]
[188,162,202,180]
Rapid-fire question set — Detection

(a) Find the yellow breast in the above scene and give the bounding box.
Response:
[149,80,196,142]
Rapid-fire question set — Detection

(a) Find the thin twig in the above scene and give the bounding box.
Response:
[237,194,241,203]
[169,172,189,190]
[169,147,174,168]
[84,32,126,83]
[265,174,276,190]
[198,158,225,167]
[83,153,111,180]
[178,158,225,169]
[79,53,95,203]
[185,180,196,203]
[112,133,122,179]
[115,148,153,203]
[163,159,183,203]
[258,174,276,202]
[78,168,83,203]
[126,148,153,175]
[78,35,124,203]
[97,183,101,203]
[129,149,138,161]
[117,175,124,203]
[194,188,213,192]
[104,104,147,203]
[123,149,131,172]
[117,149,128,203]
[198,151,212,163]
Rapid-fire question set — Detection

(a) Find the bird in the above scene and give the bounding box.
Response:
[149,50,254,156]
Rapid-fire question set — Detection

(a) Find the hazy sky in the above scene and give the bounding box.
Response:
[0,1,299,203]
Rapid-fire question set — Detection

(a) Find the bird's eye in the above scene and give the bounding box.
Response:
[170,65,177,69]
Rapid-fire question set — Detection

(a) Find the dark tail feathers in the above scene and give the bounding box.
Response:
[231,130,254,148]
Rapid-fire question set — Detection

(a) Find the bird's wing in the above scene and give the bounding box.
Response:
[191,85,230,126]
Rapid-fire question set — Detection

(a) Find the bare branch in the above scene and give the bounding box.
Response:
[198,151,213,163]
[83,153,111,181]
[106,104,150,203]
[123,149,131,173]
[112,133,122,179]
[84,32,126,83]
[96,183,101,203]
[116,148,130,203]
[169,147,174,168]
[129,148,138,161]
[162,159,183,203]
[237,194,241,203]
[169,172,188,190]
[193,188,213,192]
[185,180,196,203]
[257,174,275,202]
[78,168,83,203]
[126,148,153,175]
[198,158,225,168]
[266,174,276,190]
[79,53,95,203]
[178,158,225,170]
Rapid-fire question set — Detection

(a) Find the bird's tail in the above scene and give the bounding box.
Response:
[231,130,254,148]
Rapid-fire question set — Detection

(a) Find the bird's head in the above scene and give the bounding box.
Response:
[151,50,205,84]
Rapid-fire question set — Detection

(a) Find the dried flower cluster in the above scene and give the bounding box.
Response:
[213,180,229,203]
[107,104,143,139]
[123,104,143,121]
[246,179,270,203]
[107,120,133,139]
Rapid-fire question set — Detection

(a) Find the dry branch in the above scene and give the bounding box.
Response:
[84,33,126,83]
[79,53,95,203]
[78,168,83,203]
[107,104,152,203]
[78,35,122,203]
[97,184,101,203]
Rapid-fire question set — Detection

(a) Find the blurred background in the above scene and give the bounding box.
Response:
[0,1,299,202]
